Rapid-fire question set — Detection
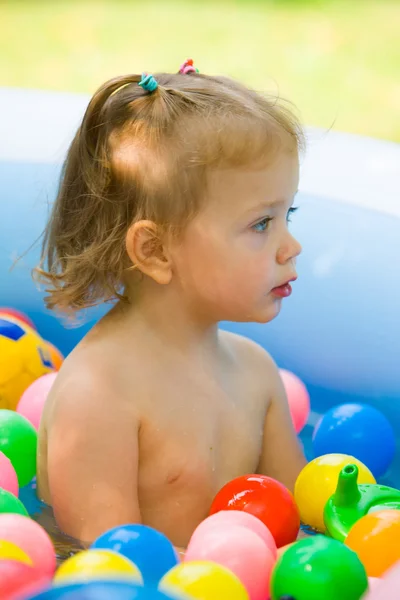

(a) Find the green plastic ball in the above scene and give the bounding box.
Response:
[0,410,37,487]
[0,488,28,516]
[270,535,368,600]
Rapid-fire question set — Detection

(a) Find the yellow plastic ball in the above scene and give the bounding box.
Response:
[46,341,64,371]
[0,317,55,410]
[159,560,249,600]
[0,539,32,564]
[54,549,143,585]
[294,453,376,532]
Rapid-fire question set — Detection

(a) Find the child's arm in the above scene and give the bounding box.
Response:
[45,375,142,543]
[257,359,307,493]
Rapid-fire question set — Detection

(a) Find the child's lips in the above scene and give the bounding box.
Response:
[271,276,297,298]
[271,283,293,297]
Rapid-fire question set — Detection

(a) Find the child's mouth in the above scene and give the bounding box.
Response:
[271,276,297,298]
[271,282,293,297]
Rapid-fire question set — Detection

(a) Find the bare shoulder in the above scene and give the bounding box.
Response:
[42,339,140,431]
[37,333,143,539]
[219,329,280,388]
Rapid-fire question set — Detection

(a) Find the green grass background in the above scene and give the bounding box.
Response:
[1,0,399,141]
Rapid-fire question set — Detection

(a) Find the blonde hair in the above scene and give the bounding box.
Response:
[35,70,305,313]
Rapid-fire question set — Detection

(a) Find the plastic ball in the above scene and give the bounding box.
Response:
[17,372,57,430]
[159,560,249,600]
[294,454,376,532]
[185,524,275,600]
[91,524,179,584]
[0,513,56,578]
[0,307,36,330]
[367,578,380,593]
[0,450,18,496]
[0,539,32,563]
[279,369,310,433]
[0,409,37,487]
[54,549,143,585]
[312,403,395,478]
[209,474,299,547]
[363,562,400,599]
[345,509,400,577]
[28,581,186,600]
[46,342,64,371]
[0,560,50,600]
[188,510,277,559]
[0,487,28,516]
[0,317,55,410]
[270,534,368,600]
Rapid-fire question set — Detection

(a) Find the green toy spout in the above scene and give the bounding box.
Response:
[325,464,400,541]
[333,464,362,507]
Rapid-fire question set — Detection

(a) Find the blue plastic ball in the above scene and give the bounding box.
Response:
[91,524,179,584]
[26,581,184,600]
[312,403,396,478]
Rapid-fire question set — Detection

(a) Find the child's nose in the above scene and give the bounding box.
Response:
[277,233,302,265]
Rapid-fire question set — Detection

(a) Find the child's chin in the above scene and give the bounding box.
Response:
[234,302,282,324]
[255,309,282,324]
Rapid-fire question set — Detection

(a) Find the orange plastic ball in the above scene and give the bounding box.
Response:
[46,342,64,371]
[209,474,299,548]
[345,509,400,577]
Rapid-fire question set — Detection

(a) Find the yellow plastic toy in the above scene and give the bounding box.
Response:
[0,539,32,564]
[54,549,143,585]
[46,341,64,371]
[159,560,249,600]
[294,453,376,531]
[0,317,55,410]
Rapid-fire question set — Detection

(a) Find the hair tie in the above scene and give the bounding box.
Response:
[138,73,158,93]
[179,58,199,75]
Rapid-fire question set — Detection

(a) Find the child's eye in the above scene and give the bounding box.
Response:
[287,206,298,223]
[252,217,273,233]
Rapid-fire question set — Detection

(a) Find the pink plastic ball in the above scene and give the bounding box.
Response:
[0,560,50,600]
[363,564,400,599]
[0,513,56,578]
[279,369,310,433]
[0,451,19,497]
[17,372,57,430]
[185,524,275,600]
[368,577,380,593]
[189,510,277,559]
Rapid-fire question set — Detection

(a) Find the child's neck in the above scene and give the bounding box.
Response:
[117,276,221,359]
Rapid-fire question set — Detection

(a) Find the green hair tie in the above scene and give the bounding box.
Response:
[138,73,158,93]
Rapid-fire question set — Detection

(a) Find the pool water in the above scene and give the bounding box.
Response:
[19,419,398,564]
[20,480,84,564]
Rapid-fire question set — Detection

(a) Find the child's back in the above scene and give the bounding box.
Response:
[35,62,306,548]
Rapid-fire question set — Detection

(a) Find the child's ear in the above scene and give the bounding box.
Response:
[125,220,172,285]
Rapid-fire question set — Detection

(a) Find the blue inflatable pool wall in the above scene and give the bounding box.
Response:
[1,88,400,472]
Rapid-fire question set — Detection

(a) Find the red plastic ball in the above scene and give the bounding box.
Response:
[0,560,50,599]
[209,474,300,548]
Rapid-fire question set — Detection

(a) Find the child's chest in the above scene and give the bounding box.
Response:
[138,366,267,498]
[119,333,273,545]
[134,363,270,546]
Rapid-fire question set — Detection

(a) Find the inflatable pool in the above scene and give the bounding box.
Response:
[1,87,400,483]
